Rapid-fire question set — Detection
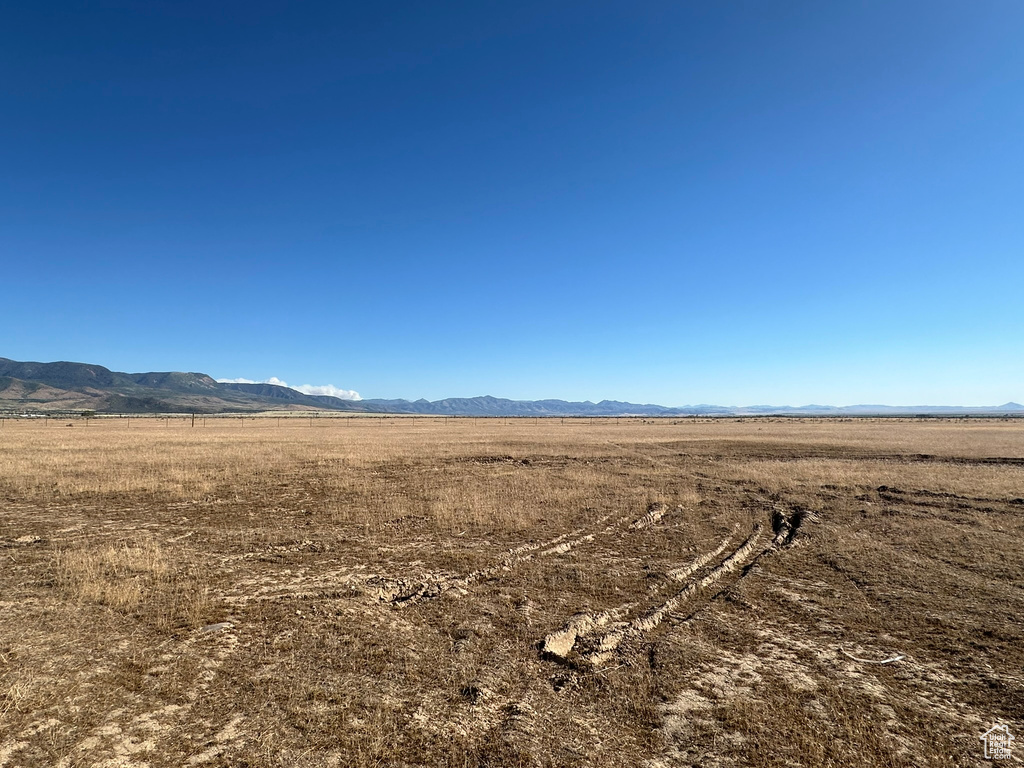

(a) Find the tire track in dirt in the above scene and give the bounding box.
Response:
[391,500,701,743]
[222,564,369,606]
[541,603,641,658]
[583,526,765,666]
[542,526,739,659]
[665,526,739,582]
[362,504,678,608]
[630,502,670,530]
[543,504,810,667]
[360,524,601,607]
[214,499,690,621]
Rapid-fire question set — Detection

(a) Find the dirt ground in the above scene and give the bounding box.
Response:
[1,416,1022,767]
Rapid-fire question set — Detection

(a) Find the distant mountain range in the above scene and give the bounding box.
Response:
[1,357,1021,417]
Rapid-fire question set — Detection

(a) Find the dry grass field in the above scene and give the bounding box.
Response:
[1,416,1022,767]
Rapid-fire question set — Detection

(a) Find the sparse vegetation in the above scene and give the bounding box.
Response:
[1,417,1021,766]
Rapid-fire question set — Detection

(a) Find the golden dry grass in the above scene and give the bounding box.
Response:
[53,539,168,609]
[0,416,1022,767]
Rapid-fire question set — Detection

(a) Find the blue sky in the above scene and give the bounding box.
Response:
[3,1,1022,405]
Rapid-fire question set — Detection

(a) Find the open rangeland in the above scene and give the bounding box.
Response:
[1,416,1022,767]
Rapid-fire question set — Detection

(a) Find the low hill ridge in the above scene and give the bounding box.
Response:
[1,357,1021,416]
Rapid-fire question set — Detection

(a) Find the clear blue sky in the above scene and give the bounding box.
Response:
[3,2,1022,406]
